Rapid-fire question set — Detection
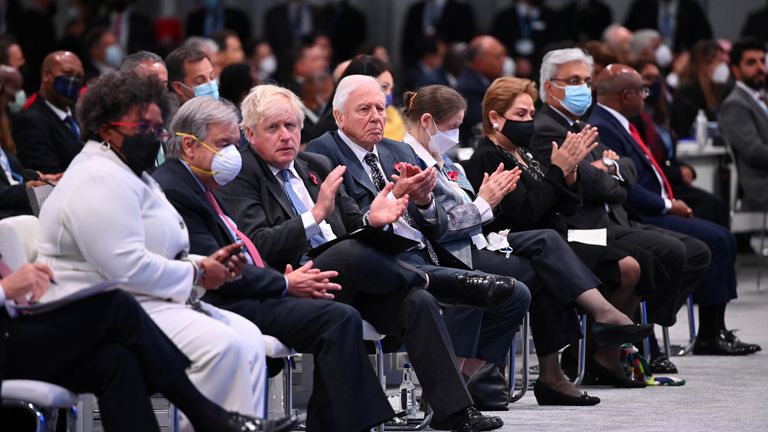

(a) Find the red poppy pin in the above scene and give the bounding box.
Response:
[309,173,318,185]
[446,171,459,182]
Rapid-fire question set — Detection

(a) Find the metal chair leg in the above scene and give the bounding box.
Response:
[283,357,294,418]
[571,314,587,386]
[508,313,529,403]
[168,404,179,432]
[662,326,672,359]
[375,340,384,432]
[639,301,651,361]
[757,212,766,292]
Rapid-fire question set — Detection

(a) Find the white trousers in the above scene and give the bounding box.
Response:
[143,300,266,419]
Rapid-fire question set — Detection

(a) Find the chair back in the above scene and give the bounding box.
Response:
[0,215,40,271]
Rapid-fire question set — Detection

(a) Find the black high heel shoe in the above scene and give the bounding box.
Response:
[533,380,600,406]
[592,322,653,347]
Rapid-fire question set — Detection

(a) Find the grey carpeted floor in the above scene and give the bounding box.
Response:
[482,259,768,432]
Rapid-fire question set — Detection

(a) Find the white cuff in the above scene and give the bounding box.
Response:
[301,211,322,239]
[473,197,494,223]
[663,198,673,213]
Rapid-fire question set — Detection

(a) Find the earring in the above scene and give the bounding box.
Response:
[492,123,499,130]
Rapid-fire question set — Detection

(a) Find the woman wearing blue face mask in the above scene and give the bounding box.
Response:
[405,84,653,406]
[464,77,655,400]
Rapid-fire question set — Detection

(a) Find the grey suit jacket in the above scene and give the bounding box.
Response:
[720,84,768,210]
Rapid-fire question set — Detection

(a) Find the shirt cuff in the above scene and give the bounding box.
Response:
[418,195,437,220]
[663,198,673,213]
[473,197,494,223]
[604,158,624,181]
[282,275,289,297]
[0,282,6,303]
[301,211,322,239]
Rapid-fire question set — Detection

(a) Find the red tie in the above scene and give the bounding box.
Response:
[628,123,675,199]
[205,191,265,268]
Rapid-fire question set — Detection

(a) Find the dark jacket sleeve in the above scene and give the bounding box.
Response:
[12,110,65,173]
[161,185,286,300]
[595,124,667,215]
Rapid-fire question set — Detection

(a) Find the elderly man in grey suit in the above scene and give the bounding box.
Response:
[720,37,768,211]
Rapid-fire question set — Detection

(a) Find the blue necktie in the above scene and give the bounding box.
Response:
[278,169,326,247]
[63,115,80,139]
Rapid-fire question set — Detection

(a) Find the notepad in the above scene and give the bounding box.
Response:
[567,228,607,246]
[13,279,127,315]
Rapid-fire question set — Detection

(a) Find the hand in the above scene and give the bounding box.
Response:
[550,127,599,174]
[204,243,246,286]
[669,199,693,218]
[477,163,521,208]
[590,159,610,172]
[198,258,229,289]
[285,261,341,299]
[368,182,408,227]
[391,164,437,206]
[602,149,620,161]
[311,166,346,223]
[0,263,53,304]
[680,166,694,186]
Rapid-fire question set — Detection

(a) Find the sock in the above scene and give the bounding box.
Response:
[161,375,231,432]
[698,304,726,338]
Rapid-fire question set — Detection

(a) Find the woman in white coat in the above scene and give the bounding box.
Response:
[35,72,272,429]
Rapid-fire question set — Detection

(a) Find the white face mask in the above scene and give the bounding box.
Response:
[711,62,730,84]
[8,89,26,114]
[260,55,277,77]
[427,118,460,155]
[209,144,242,185]
[177,132,242,186]
[655,44,673,68]
[502,56,516,77]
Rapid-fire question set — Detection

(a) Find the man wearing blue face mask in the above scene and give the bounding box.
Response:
[166,46,220,105]
[11,51,84,174]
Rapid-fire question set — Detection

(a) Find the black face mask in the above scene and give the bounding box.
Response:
[500,119,534,148]
[114,132,161,176]
[646,80,662,106]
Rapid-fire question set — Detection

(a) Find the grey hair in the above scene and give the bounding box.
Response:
[166,96,239,159]
[630,29,661,56]
[183,36,219,54]
[120,50,165,72]
[539,48,594,102]
[332,74,383,112]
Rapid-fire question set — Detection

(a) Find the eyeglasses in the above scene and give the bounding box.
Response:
[551,77,592,88]
[626,87,651,98]
[110,122,170,141]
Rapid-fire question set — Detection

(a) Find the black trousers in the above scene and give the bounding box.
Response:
[205,295,394,432]
[2,291,190,432]
[505,229,598,355]
[400,248,531,367]
[301,239,473,422]
[608,222,711,325]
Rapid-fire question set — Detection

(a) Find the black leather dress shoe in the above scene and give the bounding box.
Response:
[533,380,600,406]
[591,322,654,347]
[438,274,516,308]
[582,360,646,388]
[724,329,762,353]
[649,355,678,374]
[429,406,503,431]
[693,331,755,355]
[225,413,297,432]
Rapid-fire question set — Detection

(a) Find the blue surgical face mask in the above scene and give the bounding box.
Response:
[552,82,592,116]
[385,94,393,108]
[186,80,220,100]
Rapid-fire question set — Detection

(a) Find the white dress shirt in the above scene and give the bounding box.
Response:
[736,81,768,115]
[268,160,337,242]
[336,130,435,246]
